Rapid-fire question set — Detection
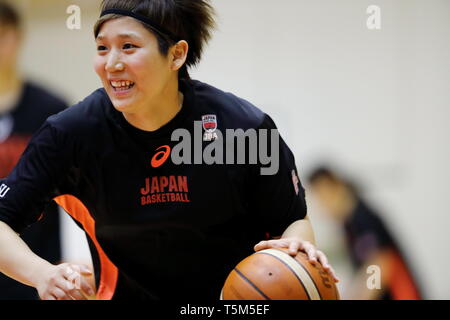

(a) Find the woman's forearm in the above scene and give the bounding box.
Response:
[0,221,52,288]
[281,216,316,245]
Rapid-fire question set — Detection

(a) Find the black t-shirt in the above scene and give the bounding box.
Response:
[0,79,307,300]
[344,199,422,299]
[344,199,394,269]
[0,82,66,300]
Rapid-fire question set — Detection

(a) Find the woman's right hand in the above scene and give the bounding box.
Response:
[33,263,96,300]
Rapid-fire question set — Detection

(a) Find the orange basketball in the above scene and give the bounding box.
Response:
[221,248,340,300]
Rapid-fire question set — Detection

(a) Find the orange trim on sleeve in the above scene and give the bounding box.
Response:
[387,249,421,300]
[54,195,118,300]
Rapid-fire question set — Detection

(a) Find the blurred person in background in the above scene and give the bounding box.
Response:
[0,1,66,299]
[307,166,423,300]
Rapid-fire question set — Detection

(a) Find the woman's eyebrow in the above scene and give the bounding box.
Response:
[96,33,141,41]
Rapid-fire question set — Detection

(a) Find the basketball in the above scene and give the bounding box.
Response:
[221,248,340,300]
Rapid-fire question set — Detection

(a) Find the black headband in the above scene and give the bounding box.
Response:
[100,9,179,42]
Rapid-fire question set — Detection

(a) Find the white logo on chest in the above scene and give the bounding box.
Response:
[0,184,10,198]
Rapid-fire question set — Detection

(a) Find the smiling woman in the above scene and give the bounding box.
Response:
[93,16,178,124]
[92,0,214,132]
[0,0,338,301]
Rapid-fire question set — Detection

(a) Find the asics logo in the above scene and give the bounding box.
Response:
[151,145,171,168]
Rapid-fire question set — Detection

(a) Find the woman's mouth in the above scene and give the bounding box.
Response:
[110,80,135,92]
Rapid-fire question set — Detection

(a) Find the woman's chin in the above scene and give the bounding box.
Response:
[109,95,135,111]
[112,102,132,113]
[106,90,136,112]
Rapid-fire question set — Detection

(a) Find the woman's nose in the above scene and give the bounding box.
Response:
[105,52,125,72]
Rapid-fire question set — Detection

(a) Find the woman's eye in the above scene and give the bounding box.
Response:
[123,43,137,50]
[97,45,107,51]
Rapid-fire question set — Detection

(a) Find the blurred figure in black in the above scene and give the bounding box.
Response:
[307,166,423,300]
[0,1,66,299]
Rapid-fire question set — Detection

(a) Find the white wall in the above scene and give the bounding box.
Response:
[14,0,450,299]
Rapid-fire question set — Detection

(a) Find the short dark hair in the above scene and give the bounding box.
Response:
[0,1,21,29]
[307,165,361,196]
[94,0,216,80]
[307,166,341,185]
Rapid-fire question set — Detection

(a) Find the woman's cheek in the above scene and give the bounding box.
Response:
[129,51,161,80]
[93,56,105,78]
[127,58,148,80]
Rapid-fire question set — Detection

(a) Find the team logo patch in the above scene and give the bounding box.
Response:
[202,114,217,132]
[202,114,218,141]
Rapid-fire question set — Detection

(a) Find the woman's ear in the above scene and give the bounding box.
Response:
[170,40,189,71]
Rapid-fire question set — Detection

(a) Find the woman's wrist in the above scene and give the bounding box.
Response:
[281,219,316,245]
[28,259,54,288]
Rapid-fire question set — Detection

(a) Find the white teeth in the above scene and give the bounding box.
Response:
[110,80,134,91]
[111,81,134,87]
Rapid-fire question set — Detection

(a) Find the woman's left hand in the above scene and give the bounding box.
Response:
[254,238,340,282]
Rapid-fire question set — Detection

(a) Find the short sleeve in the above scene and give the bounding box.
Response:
[0,122,75,233]
[247,114,307,237]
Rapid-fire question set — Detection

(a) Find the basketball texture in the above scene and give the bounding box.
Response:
[221,248,340,300]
